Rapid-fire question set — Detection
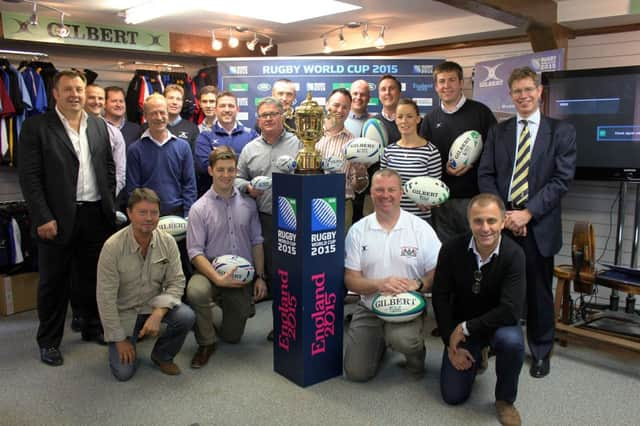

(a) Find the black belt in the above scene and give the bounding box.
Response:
[75,200,101,207]
[507,201,525,211]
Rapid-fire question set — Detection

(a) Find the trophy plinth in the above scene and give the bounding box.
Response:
[285,92,325,174]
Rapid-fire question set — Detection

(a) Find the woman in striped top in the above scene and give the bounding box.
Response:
[380,98,442,221]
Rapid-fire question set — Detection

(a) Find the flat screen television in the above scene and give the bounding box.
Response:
[542,66,640,181]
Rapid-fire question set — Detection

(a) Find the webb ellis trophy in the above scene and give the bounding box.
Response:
[284,91,326,174]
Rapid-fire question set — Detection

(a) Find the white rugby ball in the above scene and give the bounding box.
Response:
[251,176,272,191]
[362,117,389,148]
[157,215,188,242]
[449,130,483,169]
[212,254,255,284]
[321,155,345,173]
[404,176,450,206]
[343,137,382,165]
[275,155,297,173]
[371,291,426,323]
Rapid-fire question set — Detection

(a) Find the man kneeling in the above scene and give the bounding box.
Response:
[97,188,195,381]
[432,193,526,426]
[186,146,267,369]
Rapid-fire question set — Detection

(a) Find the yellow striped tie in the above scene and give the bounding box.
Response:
[510,120,531,207]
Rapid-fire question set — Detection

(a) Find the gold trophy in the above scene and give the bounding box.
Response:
[284,92,325,174]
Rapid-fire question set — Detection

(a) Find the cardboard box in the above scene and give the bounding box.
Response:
[0,272,38,316]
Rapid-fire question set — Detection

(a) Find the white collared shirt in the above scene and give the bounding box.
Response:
[440,94,467,114]
[55,106,100,202]
[140,129,176,147]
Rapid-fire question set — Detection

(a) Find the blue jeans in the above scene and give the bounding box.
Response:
[108,304,195,381]
[440,325,524,405]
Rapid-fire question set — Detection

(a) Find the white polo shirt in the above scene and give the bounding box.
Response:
[345,209,441,309]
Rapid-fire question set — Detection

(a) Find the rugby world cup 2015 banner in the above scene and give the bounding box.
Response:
[472,49,565,118]
[218,57,443,130]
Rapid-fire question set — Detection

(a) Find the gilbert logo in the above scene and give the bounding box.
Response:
[479,63,504,88]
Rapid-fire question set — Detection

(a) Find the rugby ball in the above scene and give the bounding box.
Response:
[157,215,188,242]
[449,130,483,169]
[343,137,382,165]
[362,117,389,147]
[212,254,255,284]
[404,176,450,206]
[371,291,426,323]
[321,155,345,173]
[251,176,272,191]
[275,155,297,173]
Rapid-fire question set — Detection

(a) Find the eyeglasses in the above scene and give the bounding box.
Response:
[510,86,537,96]
[258,111,281,119]
[472,270,482,295]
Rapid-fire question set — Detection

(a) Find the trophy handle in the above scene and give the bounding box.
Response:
[282,106,295,132]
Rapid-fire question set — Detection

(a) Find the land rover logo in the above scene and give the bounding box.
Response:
[257,83,272,92]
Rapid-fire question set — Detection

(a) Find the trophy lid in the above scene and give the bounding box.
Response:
[295,92,324,119]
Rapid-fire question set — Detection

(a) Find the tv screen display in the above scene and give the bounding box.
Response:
[542,66,640,181]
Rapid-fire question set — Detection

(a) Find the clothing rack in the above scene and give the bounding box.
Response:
[117,61,184,71]
[0,49,48,59]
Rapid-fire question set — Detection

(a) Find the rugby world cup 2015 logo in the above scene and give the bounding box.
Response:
[310,198,338,257]
[311,198,337,232]
[278,197,297,232]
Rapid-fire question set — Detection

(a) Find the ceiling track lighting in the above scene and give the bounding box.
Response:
[210,27,274,55]
[320,21,386,54]
[13,0,71,31]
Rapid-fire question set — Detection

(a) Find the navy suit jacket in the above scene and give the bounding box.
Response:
[477,113,576,257]
[18,110,116,245]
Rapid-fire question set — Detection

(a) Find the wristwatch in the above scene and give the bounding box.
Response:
[416,277,424,292]
[257,272,267,280]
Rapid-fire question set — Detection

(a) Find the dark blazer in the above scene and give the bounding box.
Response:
[18,110,116,245]
[477,114,576,257]
[432,233,526,346]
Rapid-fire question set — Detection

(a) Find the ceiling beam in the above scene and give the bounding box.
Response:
[435,0,572,52]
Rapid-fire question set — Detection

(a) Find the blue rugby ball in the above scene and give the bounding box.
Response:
[212,254,255,284]
[371,291,426,323]
[362,117,389,147]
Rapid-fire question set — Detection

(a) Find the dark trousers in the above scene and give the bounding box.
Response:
[259,212,273,288]
[37,202,112,348]
[509,229,555,360]
[440,325,524,405]
[108,304,195,381]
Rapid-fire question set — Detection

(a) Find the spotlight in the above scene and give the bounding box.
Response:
[29,2,38,26]
[246,33,259,51]
[57,13,70,38]
[374,25,385,49]
[228,28,239,48]
[339,28,346,46]
[211,30,222,51]
[260,38,274,55]
[323,38,332,54]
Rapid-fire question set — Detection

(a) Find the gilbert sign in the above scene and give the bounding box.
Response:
[1,12,170,52]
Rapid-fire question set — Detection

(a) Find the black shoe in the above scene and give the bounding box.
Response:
[267,329,274,341]
[40,347,64,366]
[70,315,84,333]
[81,330,107,346]
[530,356,550,378]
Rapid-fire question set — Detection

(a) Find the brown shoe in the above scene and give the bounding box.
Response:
[151,354,181,376]
[190,344,216,369]
[496,400,521,426]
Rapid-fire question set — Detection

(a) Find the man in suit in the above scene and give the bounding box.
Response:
[478,66,576,378]
[18,69,116,366]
